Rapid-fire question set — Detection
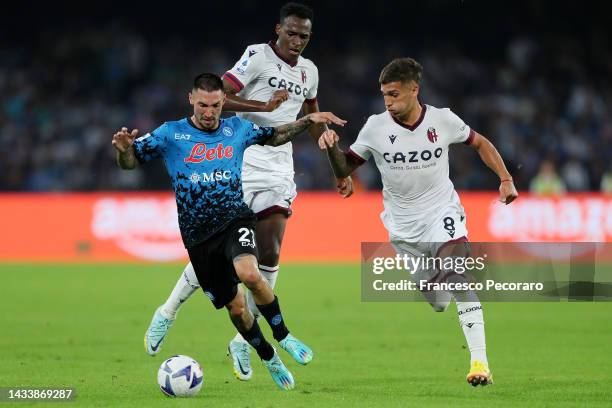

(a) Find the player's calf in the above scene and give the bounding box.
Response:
[226,289,293,390]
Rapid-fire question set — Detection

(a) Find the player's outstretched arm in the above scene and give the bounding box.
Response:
[469,132,518,204]
[112,127,139,169]
[319,130,363,179]
[267,112,346,147]
[302,100,354,198]
[222,79,288,113]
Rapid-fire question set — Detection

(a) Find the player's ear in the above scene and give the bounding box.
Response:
[188,91,194,106]
[275,23,281,36]
[412,82,420,96]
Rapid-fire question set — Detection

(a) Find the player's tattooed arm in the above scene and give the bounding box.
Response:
[318,130,364,178]
[267,112,346,147]
[468,131,518,204]
[112,127,139,169]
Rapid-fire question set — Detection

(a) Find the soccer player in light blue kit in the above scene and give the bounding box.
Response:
[112,73,345,390]
[146,3,353,383]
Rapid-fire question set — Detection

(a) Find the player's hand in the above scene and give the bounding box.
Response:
[499,179,518,205]
[112,127,139,153]
[336,176,354,198]
[307,112,347,127]
[318,129,339,149]
[264,90,289,112]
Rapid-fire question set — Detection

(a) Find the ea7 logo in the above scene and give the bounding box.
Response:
[175,133,191,140]
[184,143,233,163]
[383,148,443,163]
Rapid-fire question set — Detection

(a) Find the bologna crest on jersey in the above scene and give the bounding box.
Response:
[427,127,438,143]
[301,69,307,83]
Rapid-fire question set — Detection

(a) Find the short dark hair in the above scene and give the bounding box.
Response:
[280,2,314,23]
[193,73,224,92]
[379,58,423,85]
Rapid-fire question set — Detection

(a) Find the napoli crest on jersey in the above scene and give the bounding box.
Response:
[222,126,234,137]
[427,127,438,143]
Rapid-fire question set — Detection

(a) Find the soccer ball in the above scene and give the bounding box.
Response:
[157,355,204,397]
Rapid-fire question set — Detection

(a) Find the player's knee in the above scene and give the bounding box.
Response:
[240,269,263,288]
[258,247,280,267]
[431,302,450,312]
[228,303,245,319]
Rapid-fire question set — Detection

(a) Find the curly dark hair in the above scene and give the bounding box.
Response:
[280,2,314,23]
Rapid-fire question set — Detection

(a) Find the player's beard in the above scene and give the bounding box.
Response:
[199,116,218,131]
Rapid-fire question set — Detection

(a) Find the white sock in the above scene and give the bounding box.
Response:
[456,300,488,365]
[259,264,279,289]
[160,263,200,320]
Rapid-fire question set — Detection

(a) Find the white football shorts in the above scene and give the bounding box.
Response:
[242,167,297,218]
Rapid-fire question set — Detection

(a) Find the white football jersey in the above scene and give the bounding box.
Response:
[349,104,475,240]
[223,42,319,175]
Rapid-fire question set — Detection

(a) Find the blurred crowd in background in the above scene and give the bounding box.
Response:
[1,1,611,194]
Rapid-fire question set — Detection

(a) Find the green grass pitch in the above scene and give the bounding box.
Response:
[2,263,611,407]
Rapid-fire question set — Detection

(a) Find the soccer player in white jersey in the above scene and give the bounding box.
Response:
[319,57,518,386]
[144,3,353,380]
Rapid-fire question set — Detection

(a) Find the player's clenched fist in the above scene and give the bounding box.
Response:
[318,129,339,149]
[336,176,354,198]
[264,90,290,112]
[499,179,518,205]
[112,127,139,153]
